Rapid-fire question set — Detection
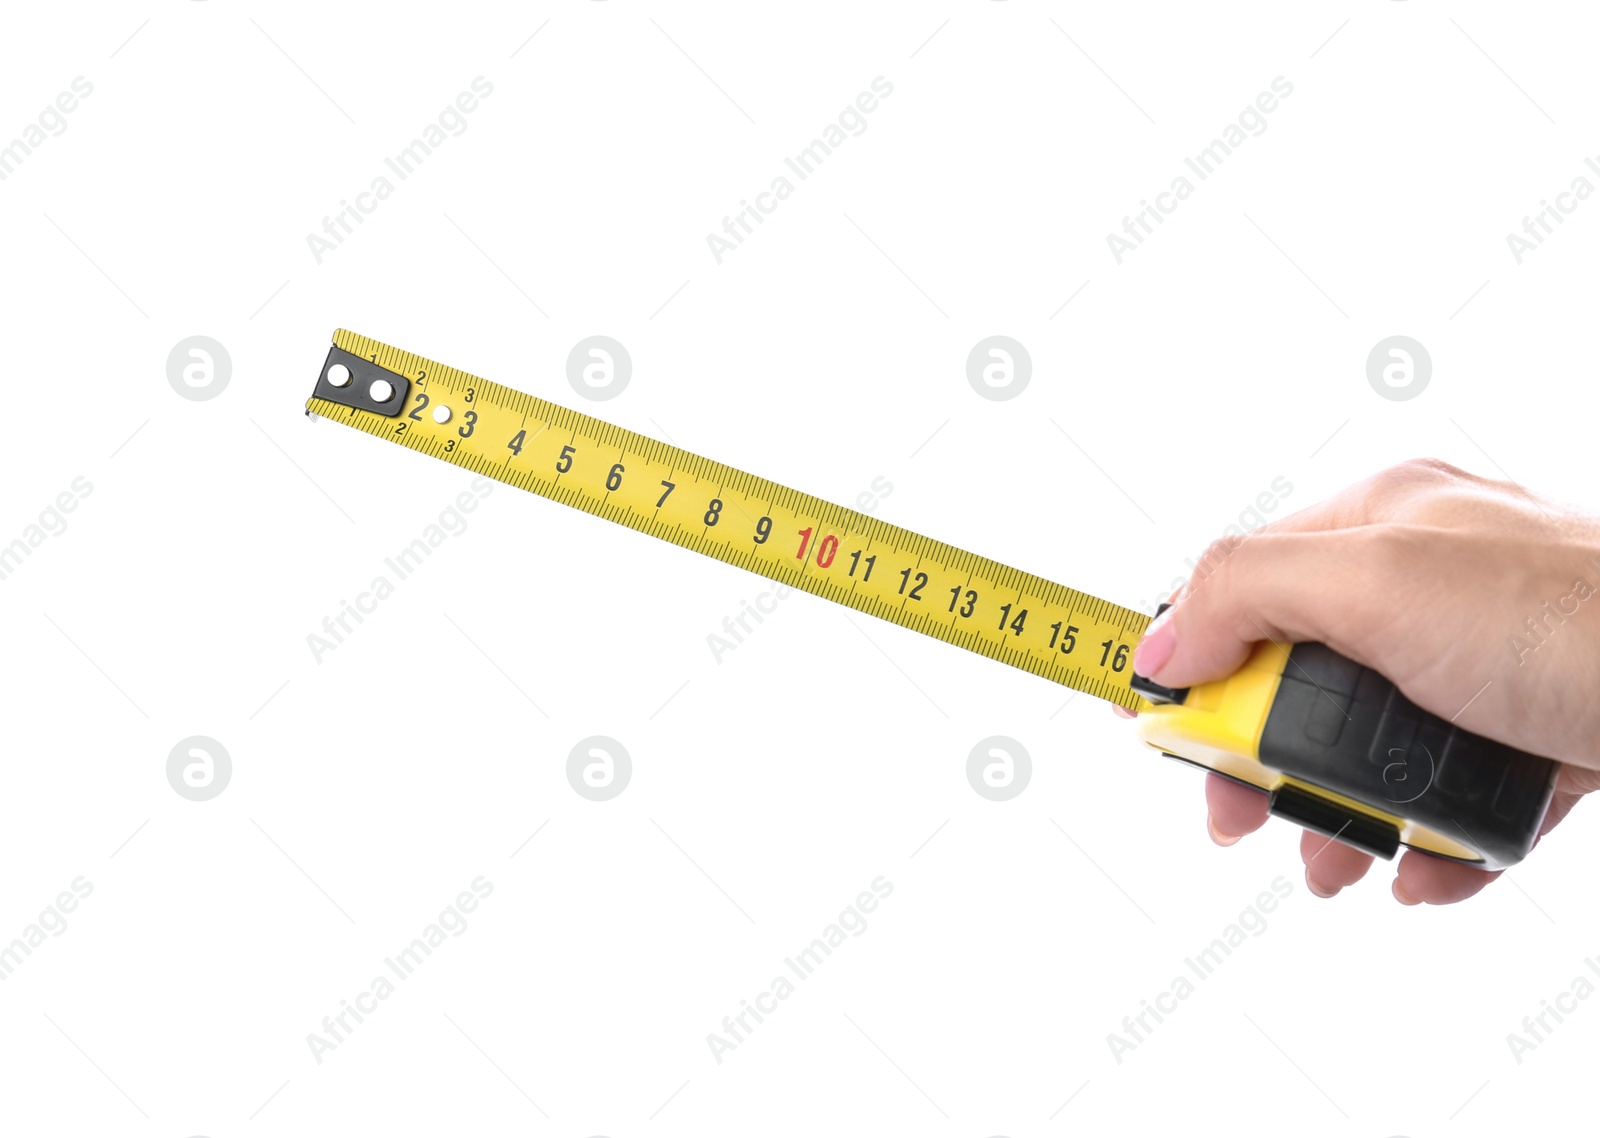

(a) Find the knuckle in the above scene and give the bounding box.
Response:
[1189,534,1248,588]
[1374,457,1469,491]
[1191,529,1276,609]
[1402,456,1468,479]
[1364,458,1480,522]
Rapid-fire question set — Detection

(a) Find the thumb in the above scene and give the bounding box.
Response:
[1133,528,1385,690]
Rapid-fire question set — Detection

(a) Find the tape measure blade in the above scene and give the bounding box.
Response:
[307,332,1151,710]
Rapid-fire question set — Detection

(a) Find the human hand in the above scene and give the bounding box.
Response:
[1125,459,1600,905]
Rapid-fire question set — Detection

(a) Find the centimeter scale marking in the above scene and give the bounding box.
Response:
[307,329,1152,709]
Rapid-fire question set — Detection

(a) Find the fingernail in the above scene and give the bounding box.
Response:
[1392,879,1420,906]
[1306,872,1339,899]
[1206,813,1240,847]
[1133,609,1176,678]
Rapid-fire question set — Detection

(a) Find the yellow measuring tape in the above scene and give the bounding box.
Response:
[307,329,1565,870]
[306,329,1151,709]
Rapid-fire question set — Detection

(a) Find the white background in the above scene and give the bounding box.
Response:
[1,2,1598,1135]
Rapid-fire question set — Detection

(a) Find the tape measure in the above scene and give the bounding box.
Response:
[307,330,1558,871]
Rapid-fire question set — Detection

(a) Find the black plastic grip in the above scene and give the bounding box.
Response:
[1260,643,1558,868]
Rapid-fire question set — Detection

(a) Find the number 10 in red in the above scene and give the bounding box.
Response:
[795,527,840,569]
